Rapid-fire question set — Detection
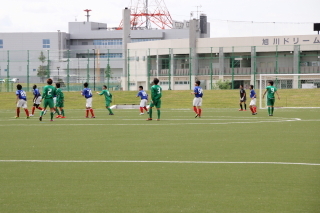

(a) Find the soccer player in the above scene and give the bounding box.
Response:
[55,83,65,118]
[147,78,162,121]
[262,80,280,116]
[191,80,203,118]
[136,86,149,115]
[39,78,57,121]
[249,85,257,115]
[96,85,114,115]
[239,84,246,111]
[15,84,30,118]
[30,84,43,116]
[81,82,95,118]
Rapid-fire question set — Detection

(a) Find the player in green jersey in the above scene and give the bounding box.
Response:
[96,85,114,115]
[55,83,65,118]
[147,78,162,121]
[262,80,280,116]
[39,78,57,121]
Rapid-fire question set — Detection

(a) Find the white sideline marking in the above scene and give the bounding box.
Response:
[0,160,319,166]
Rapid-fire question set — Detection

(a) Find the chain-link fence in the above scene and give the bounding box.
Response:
[0,44,319,92]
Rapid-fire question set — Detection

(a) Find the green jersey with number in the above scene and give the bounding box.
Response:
[56,88,64,102]
[99,89,112,101]
[266,86,277,99]
[42,85,56,99]
[151,85,162,101]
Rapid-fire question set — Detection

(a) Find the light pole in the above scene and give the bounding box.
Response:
[92,49,96,91]
[57,66,60,82]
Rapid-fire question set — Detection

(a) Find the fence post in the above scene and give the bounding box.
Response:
[127,49,130,91]
[168,48,171,90]
[210,47,213,90]
[147,48,151,90]
[231,46,234,89]
[67,50,70,91]
[87,49,89,83]
[6,50,10,92]
[27,50,30,92]
[46,50,50,78]
[189,48,192,90]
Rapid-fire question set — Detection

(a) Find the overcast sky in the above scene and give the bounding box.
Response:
[1,0,319,37]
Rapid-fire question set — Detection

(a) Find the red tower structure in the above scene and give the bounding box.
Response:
[118,0,173,30]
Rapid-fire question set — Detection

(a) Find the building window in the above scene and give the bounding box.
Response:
[160,81,169,85]
[93,39,122,46]
[100,53,123,58]
[129,82,136,86]
[33,69,36,72]
[43,39,50,48]
[0,39,3,48]
[175,81,189,85]
[132,38,161,43]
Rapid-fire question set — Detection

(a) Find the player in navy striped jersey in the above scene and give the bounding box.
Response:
[15,84,30,118]
[136,86,149,115]
[30,85,43,116]
[191,80,203,118]
[81,82,95,118]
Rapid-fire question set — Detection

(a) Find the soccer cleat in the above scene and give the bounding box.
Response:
[29,114,34,117]
[50,119,53,121]
[56,115,61,118]
[60,116,66,118]
[238,109,243,111]
[269,114,273,116]
[146,118,152,121]
[39,117,42,121]
[109,113,114,115]
[140,113,144,115]
[91,116,95,118]
[15,116,19,119]
[85,116,89,118]
[43,110,47,115]
[243,110,247,111]
[157,119,160,121]
[195,114,199,118]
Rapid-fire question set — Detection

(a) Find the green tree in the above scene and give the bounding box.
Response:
[37,51,48,83]
[214,79,231,90]
[105,64,112,89]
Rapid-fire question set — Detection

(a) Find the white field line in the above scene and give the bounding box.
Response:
[0,160,319,166]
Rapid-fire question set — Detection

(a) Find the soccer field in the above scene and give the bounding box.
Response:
[0,107,319,212]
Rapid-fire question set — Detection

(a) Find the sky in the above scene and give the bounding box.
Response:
[0,0,319,37]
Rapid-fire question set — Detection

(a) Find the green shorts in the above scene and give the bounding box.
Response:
[43,98,54,109]
[150,99,161,108]
[105,100,112,107]
[56,101,64,108]
[267,98,275,106]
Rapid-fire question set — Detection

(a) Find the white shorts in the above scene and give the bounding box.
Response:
[34,96,42,105]
[86,98,93,108]
[193,97,202,107]
[17,99,27,108]
[250,98,256,106]
[53,97,57,106]
[140,99,147,107]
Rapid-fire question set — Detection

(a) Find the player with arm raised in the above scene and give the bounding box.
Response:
[136,86,149,115]
[81,82,95,118]
[147,78,162,121]
[15,84,30,119]
[30,84,43,116]
[239,85,246,111]
[39,78,57,121]
[55,83,65,118]
[262,80,280,116]
[191,80,203,118]
[249,85,257,115]
[96,85,114,115]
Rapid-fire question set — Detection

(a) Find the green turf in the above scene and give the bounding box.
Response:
[0,108,319,212]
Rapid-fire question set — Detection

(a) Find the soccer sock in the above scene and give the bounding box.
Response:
[38,106,43,110]
[55,108,60,115]
[50,112,54,120]
[140,107,143,113]
[90,109,95,117]
[271,107,274,114]
[250,107,254,113]
[32,107,35,115]
[193,106,198,114]
[157,109,160,119]
[268,107,271,115]
[40,110,44,117]
[16,108,20,117]
[24,109,29,117]
[254,107,257,113]
[149,108,153,118]
[199,109,202,116]
[86,109,89,117]
[143,106,148,112]
[240,104,243,110]
[244,104,247,110]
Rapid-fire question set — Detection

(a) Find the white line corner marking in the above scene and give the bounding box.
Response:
[0,160,319,166]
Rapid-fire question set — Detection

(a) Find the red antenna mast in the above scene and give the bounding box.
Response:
[118,0,173,30]
[84,9,92,22]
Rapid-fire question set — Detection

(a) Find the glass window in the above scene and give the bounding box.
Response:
[43,39,50,48]
[0,39,3,48]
